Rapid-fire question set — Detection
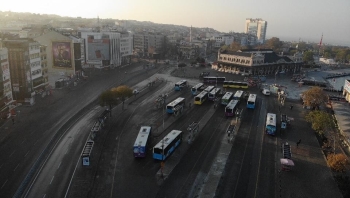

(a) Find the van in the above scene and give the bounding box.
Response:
[262,88,270,96]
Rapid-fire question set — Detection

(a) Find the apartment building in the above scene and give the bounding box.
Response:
[133,33,165,57]
[245,18,267,44]
[0,47,13,117]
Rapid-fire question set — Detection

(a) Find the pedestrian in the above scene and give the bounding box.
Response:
[296,139,301,147]
[290,105,293,110]
[12,117,15,124]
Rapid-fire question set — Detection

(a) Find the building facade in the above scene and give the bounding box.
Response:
[245,18,267,44]
[120,32,133,64]
[0,47,13,117]
[133,33,165,57]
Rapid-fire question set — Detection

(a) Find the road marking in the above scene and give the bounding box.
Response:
[13,163,20,171]
[24,150,30,157]
[34,140,39,145]
[50,176,54,185]
[116,136,118,140]
[21,139,25,144]
[9,150,15,157]
[1,179,7,189]
[58,162,61,169]
[43,194,46,198]
[65,149,68,154]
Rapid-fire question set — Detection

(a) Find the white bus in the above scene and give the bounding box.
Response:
[265,113,277,135]
[208,88,221,101]
[246,94,257,109]
[233,90,244,100]
[203,86,215,93]
[221,92,233,105]
[133,126,152,158]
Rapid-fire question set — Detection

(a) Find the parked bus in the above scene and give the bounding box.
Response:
[191,83,204,95]
[233,90,244,101]
[203,76,226,84]
[174,80,187,91]
[203,85,215,93]
[208,88,221,101]
[194,91,208,105]
[246,94,257,109]
[133,126,152,158]
[224,100,239,117]
[153,130,183,160]
[221,92,233,105]
[223,81,249,89]
[166,97,186,114]
[265,113,277,135]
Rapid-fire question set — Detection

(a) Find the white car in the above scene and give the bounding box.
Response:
[133,89,140,94]
[262,88,270,95]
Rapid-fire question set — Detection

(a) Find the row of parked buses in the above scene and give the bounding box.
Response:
[133,126,183,160]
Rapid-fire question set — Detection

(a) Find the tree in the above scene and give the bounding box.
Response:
[305,110,333,134]
[327,153,348,172]
[111,85,133,110]
[303,51,314,63]
[99,90,118,116]
[229,42,241,51]
[301,87,328,109]
[264,37,282,51]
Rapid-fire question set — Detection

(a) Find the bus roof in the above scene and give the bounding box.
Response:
[204,86,215,92]
[195,91,208,98]
[222,92,233,100]
[225,100,239,109]
[192,83,204,89]
[134,126,152,147]
[247,94,257,101]
[154,130,182,149]
[266,113,277,126]
[234,90,244,97]
[175,80,187,85]
[167,97,185,107]
[209,88,221,94]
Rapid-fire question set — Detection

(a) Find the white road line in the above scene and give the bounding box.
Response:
[25,150,30,157]
[13,163,20,171]
[43,194,46,198]
[50,176,54,185]
[0,179,7,189]
[9,150,15,157]
[65,149,68,154]
[57,162,61,169]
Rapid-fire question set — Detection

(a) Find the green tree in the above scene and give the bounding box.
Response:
[305,110,333,133]
[297,42,308,52]
[264,37,282,51]
[111,85,133,110]
[324,52,332,59]
[99,90,118,116]
[303,51,314,63]
[301,86,328,109]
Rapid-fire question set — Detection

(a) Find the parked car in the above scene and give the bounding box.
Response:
[262,88,271,96]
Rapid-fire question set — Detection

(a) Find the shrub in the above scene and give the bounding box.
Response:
[327,153,348,172]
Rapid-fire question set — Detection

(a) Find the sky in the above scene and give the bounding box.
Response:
[2,0,350,46]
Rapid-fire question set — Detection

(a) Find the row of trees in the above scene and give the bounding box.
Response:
[99,85,133,115]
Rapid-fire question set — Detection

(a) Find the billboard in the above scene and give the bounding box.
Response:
[87,35,110,60]
[52,42,72,68]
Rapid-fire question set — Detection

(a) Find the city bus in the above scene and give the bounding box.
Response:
[174,80,187,91]
[166,97,186,114]
[194,91,208,105]
[224,99,239,117]
[153,130,183,160]
[233,90,244,101]
[203,76,226,84]
[208,88,221,101]
[246,94,257,109]
[221,92,233,105]
[191,83,204,95]
[223,81,249,89]
[203,85,215,93]
[133,126,152,158]
[265,113,277,135]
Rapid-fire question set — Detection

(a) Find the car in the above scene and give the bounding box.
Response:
[133,89,140,94]
[262,88,270,96]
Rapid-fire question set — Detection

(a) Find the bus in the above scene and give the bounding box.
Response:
[153,130,183,160]
[191,83,204,95]
[203,76,226,84]
[208,88,221,101]
[174,80,187,91]
[221,92,233,105]
[194,91,208,105]
[223,81,249,89]
[265,113,277,135]
[166,97,186,114]
[246,94,257,109]
[203,85,215,93]
[233,90,244,100]
[224,100,239,117]
[133,126,152,158]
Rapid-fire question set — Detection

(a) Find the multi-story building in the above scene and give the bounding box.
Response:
[245,18,267,44]
[1,39,40,105]
[133,33,165,57]
[39,45,49,89]
[80,32,121,68]
[0,47,13,117]
[213,35,234,48]
[120,32,133,64]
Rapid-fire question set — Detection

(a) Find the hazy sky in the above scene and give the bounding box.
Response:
[2,0,350,46]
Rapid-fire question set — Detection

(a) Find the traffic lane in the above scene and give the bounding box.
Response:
[156,104,228,198]
[26,107,100,198]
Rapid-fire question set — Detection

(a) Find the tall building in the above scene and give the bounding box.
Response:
[133,33,165,58]
[245,18,267,44]
[0,46,13,117]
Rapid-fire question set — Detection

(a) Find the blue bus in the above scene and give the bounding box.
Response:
[133,126,152,158]
[225,100,239,117]
[221,92,233,105]
[246,94,257,109]
[153,130,183,160]
[174,80,187,91]
[166,97,186,114]
[191,83,204,95]
[265,113,277,135]
[208,88,221,101]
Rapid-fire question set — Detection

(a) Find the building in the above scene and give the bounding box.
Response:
[215,49,301,76]
[0,47,14,118]
[80,32,121,69]
[133,33,165,57]
[213,35,234,48]
[1,39,41,105]
[245,18,267,44]
[343,80,350,102]
[120,32,133,64]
